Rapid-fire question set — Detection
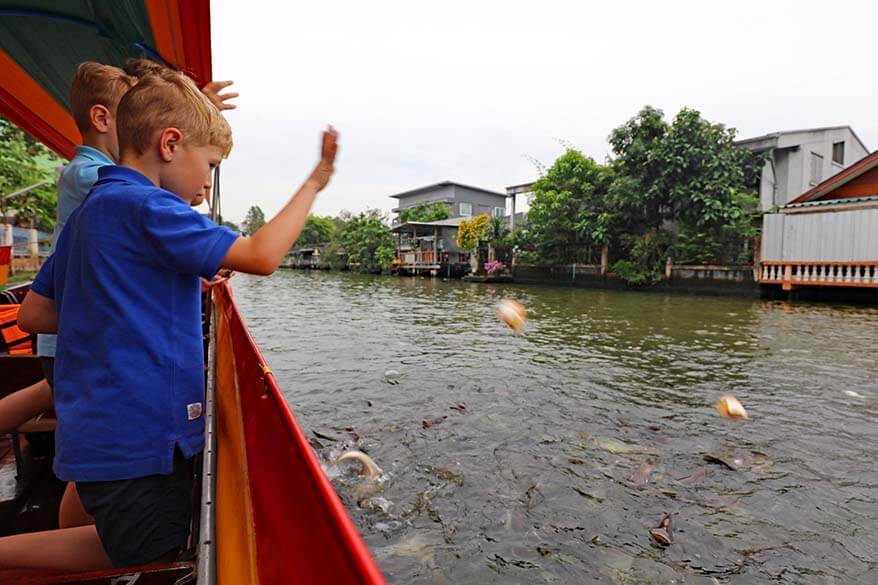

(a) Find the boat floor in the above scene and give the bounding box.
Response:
[0,560,195,584]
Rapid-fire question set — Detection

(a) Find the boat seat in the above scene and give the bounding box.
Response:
[16,413,56,434]
[0,560,195,585]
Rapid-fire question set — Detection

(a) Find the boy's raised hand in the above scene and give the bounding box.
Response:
[201,80,239,111]
[309,126,339,192]
[220,126,339,276]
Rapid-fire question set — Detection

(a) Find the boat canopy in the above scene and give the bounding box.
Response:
[0,0,212,159]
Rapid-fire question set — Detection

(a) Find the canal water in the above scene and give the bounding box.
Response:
[232,270,878,584]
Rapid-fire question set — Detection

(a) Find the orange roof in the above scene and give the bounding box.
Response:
[787,151,878,205]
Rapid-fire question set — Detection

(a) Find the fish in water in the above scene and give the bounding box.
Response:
[337,450,383,479]
[384,370,401,385]
[631,458,655,487]
[703,453,737,471]
[715,395,748,421]
[649,513,673,546]
[843,390,863,398]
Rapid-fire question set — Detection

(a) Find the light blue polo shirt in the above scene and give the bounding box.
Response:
[31,166,239,481]
[37,145,114,358]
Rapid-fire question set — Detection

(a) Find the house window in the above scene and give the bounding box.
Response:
[493,206,505,218]
[810,152,823,185]
[459,202,472,216]
[832,141,845,166]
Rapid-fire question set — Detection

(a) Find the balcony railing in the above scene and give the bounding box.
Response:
[759,261,878,290]
[396,251,469,267]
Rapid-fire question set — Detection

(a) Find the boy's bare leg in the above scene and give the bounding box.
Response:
[0,525,111,570]
[59,482,94,528]
[0,379,53,434]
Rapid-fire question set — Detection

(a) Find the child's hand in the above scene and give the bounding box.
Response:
[201,80,239,111]
[309,126,339,192]
[200,273,229,292]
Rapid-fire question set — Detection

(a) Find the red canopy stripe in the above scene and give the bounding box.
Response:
[145,0,188,72]
[0,48,79,159]
[178,0,213,86]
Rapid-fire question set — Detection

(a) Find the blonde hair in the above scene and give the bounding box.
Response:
[70,62,137,132]
[116,69,233,157]
[122,57,169,79]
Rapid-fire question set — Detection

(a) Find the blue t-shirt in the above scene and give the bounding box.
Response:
[31,166,238,481]
[38,145,114,358]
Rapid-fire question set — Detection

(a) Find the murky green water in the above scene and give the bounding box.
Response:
[232,270,878,584]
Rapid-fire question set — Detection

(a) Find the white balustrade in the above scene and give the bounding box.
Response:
[760,262,878,287]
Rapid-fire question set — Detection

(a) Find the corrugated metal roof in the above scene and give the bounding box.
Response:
[784,195,878,209]
[734,125,868,153]
[388,181,506,199]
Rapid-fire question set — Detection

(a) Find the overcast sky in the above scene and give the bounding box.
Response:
[210,0,878,224]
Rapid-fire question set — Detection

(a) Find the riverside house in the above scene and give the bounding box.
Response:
[389,181,508,276]
[759,150,878,292]
[735,126,868,211]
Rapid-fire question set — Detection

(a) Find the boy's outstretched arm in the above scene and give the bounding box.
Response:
[221,128,338,275]
[18,291,58,334]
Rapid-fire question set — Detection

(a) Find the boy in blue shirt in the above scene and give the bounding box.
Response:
[0,60,239,531]
[6,68,337,570]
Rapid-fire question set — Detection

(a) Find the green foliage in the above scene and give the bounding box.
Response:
[338,209,395,273]
[488,216,508,243]
[607,106,763,260]
[221,219,240,232]
[610,230,672,286]
[455,214,490,250]
[319,239,346,270]
[522,106,763,283]
[0,117,61,230]
[398,201,450,223]
[243,205,266,235]
[296,214,336,247]
[527,149,615,264]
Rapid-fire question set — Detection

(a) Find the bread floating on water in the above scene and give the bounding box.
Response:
[496,299,527,332]
[715,395,748,421]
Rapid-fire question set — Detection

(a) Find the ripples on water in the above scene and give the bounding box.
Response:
[232,270,878,584]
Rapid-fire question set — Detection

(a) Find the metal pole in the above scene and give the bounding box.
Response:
[1,179,50,202]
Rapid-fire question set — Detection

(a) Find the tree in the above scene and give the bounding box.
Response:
[456,214,491,273]
[606,105,671,233]
[0,117,61,230]
[242,205,266,235]
[526,149,615,264]
[455,214,490,250]
[338,209,395,273]
[296,215,336,247]
[607,106,764,272]
[398,202,450,223]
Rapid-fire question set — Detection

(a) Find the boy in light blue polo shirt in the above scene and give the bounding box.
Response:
[0,63,134,445]
[8,68,338,571]
[36,145,114,360]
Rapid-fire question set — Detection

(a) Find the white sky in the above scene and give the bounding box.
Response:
[210,0,878,224]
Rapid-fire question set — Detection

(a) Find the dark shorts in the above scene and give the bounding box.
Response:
[76,449,194,567]
[39,356,54,389]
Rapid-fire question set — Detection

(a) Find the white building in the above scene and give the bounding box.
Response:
[735,126,869,211]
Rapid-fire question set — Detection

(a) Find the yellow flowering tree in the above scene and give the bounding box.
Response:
[456,214,490,272]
